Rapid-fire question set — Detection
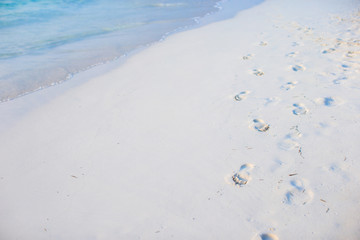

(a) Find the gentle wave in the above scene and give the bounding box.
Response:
[0,0,223,102]
[150,3,185,7]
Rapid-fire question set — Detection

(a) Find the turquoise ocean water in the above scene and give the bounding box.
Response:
[0,0,260,102]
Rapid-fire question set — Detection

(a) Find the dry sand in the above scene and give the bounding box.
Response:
[1,0,360,239]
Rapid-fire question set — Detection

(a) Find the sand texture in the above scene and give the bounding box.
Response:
[0,0,360,239]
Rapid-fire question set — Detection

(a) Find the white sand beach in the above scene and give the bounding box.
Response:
[1,0,360,239]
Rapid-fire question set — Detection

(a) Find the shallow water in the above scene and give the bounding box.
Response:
[0,0,220,101]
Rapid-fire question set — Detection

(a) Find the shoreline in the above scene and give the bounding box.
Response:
[1,0,360,239]
[0,0,262,103]
[0,0,263,132]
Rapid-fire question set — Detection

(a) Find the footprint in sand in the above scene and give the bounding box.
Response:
[259,41,268,46]
[252,119,270,132]
[322,48,336,54]
[243,54,254,60]
[324,97,337,106]
[316,96,344,107]
[279,139,299,151]
[284,178,314,205]
[260,233,279,240]
[292,103,308,115]
[333,76,347,85]
[278,126,302,150]
[281,81,297,90]
[265,97,281,106]
[292,64,306,72]
[340,63,351,71]
[226,163,254,187]
[234,91,250,101]
[327,163,350,182]
[292,41,305,46]
[286,51,298,57]
[345,51,358,58]
[253,69,265,76]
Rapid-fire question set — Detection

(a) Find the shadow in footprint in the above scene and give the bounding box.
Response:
[284,179,314,205]
[286,51,298,57]
[234,91,250,101]
[278,126,302,150]
[253,119,270,132]
[243,54,254,60]
[281,81,297,90]
[316,97,344,107]
[260,233,279,240]
[324,97,336,106]
[333,76,347,85]
[232,173,249,186]
[226,163,254,187]
[341,64,351,71]
[322,48,336,54]
[293,103,308,115]
[253,69,265,76]
[259,41,268,46]
[292,65,306,72]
